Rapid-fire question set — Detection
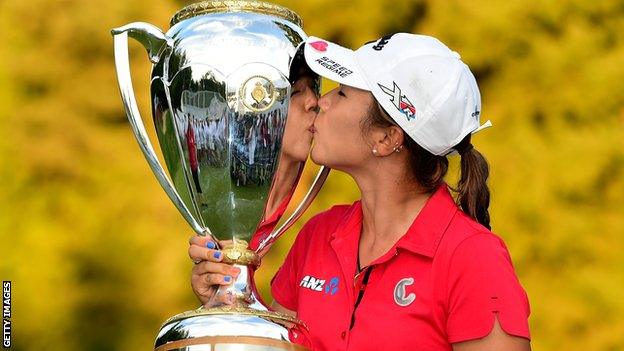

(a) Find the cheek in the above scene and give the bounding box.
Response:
[284,102,301,132]
[327,107,363,139]
[316,108,367,155]
[282,101,313,160]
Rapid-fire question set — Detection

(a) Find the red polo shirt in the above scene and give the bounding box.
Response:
[270,184,530,350]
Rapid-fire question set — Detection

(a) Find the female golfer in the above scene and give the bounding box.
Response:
[189,33,531,351]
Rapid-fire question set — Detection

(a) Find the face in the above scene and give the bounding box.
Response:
[311,84,378,170]
[280,75,319,162]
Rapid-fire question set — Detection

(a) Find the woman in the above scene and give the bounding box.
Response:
[189,33,531,351]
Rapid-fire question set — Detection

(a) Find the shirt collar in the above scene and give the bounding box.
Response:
[330,183,458,258]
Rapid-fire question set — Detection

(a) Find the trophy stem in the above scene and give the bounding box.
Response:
[209,240,260,308]
[221,239,261,267]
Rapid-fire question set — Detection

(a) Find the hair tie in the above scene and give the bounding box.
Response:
[456,143,473,155]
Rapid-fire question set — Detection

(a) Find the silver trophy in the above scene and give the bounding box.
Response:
[111,1,329,350]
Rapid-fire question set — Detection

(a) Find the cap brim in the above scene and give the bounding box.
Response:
[304,36,369,91]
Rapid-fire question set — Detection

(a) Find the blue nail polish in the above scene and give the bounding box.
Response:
[206,241,216,249]
[214,251,221,259]
[224,275,231,282]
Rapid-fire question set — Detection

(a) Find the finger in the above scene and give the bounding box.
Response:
[191,279,215,304]
[192,261,240,276]
[191,274,230,302]
[189,235,218,249]
[189,245,223,263]
[199,273,234,286]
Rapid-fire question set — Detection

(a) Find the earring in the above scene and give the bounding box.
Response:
[393,145,404,153]
[372,149,378,155]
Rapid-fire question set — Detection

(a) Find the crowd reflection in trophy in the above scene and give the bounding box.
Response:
[179,90,228,168]
[174,89,287,190]
[230,106,286,187]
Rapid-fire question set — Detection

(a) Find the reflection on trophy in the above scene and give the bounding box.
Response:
[111,1,329,350]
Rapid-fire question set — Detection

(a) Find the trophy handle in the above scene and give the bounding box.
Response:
[255,166,331,256]
[111,23,212,238]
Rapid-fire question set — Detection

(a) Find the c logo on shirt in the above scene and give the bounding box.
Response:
[394,277,416,307]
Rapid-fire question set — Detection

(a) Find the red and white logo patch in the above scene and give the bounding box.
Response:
[309,40,328,52]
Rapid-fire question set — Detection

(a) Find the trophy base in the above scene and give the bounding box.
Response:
[155,306,308,351]
[155,243,309,350]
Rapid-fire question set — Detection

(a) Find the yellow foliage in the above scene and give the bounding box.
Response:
[0,0,623,350]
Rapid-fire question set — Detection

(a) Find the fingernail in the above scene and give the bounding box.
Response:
[206,241,216,249]
[214,252,221,259]
[224,275,231,282]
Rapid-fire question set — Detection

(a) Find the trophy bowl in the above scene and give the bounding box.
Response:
[111,1,329,350]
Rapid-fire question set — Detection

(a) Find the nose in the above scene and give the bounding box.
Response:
[317,94,331,113]
[304,92,318,113]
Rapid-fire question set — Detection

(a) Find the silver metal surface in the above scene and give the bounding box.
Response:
[156,313,289,343]
[112,2,324,350]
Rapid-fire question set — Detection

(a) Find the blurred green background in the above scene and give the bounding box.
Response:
[1,0,623,350]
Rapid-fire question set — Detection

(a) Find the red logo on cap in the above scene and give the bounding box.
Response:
[400,101,416,115]
[309,41,328,52]
[378,82,416,120]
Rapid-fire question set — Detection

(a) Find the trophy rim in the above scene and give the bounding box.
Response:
[170,0,304,28]
[160,305,306,329]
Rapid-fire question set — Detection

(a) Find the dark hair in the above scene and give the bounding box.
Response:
[289,46,320,94]
[362,102,492,230]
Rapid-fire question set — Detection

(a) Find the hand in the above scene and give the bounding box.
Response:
[188,235,241,306]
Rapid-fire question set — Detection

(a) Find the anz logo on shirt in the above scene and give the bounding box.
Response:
[299,275,340,296]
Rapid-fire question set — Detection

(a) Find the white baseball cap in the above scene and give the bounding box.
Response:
[304,33,492,156]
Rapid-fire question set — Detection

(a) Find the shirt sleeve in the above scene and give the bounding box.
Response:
[445,233,531,343]
[270,219,316,312]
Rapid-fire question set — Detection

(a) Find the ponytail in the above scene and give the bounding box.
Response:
[454,135,491,230]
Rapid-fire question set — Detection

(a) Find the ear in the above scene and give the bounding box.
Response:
[374,126,405,156]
